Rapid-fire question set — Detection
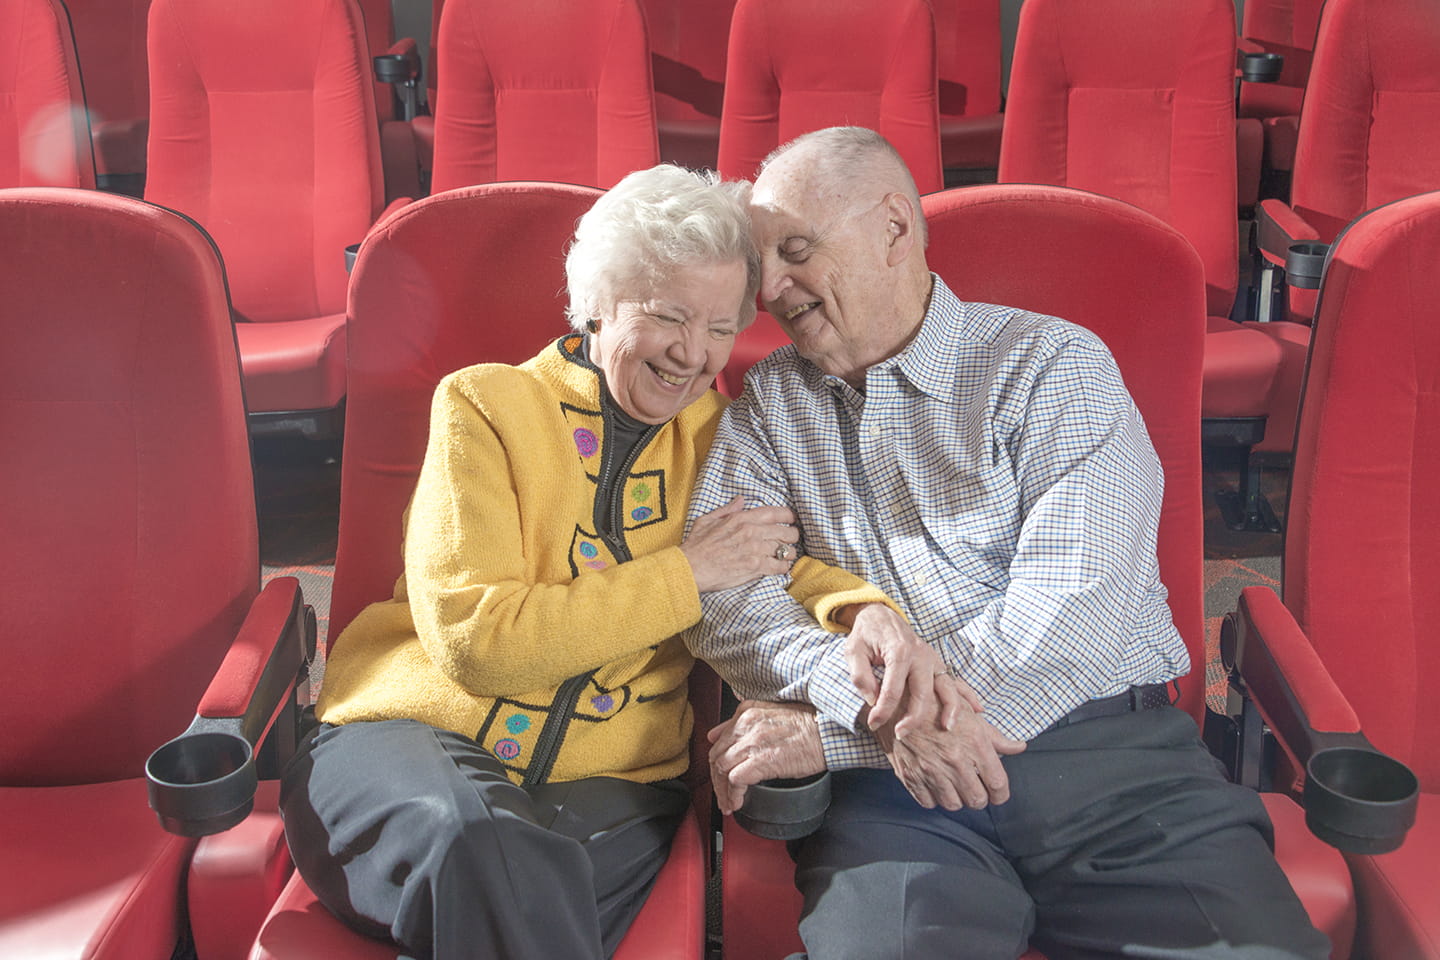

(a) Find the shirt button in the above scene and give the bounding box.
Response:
[889,500,905,517]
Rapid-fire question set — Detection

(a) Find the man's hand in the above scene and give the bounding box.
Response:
[707,700,826,815]
[840,603,982,737]
[870,697,1027,811]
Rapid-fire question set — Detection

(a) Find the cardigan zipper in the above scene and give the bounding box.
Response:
[594,416,661,562]
[523,669,597,786]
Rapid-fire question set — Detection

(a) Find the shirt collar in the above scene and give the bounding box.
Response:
[878,274,971,401]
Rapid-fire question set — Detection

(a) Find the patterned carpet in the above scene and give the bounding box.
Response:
[256,437,1291,714]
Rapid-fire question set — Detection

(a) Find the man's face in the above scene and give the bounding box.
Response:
[749,156,895,382]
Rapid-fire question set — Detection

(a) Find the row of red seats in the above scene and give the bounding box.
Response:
[5,0,1438,532]
[3,178,1433,960]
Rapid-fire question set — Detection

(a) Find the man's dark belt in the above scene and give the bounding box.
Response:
[1047,682,1174,731]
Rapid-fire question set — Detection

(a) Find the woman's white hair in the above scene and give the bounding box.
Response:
[565,164,761,330]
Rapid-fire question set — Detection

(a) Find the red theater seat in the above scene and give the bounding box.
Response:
[0,0,94,189]
[1236,0,1326,188]
[0,187,311,960]
[934,0,1005,174]
[247,182,711,959]
[428,0,659,192]
[1250,0,1440,460]
[64,0,149,195]
[718,184,1356,960]
[1226,190,1440,960]
[998,0,1309,530]
[143,0,394,436]
[717,0,943,194]
[640,0,738,171]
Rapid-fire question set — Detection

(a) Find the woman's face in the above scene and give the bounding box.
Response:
[591,259,749,424]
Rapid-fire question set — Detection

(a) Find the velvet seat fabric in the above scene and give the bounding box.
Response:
[0,187,267,959]
[428,0,659,192]
[1274,191,1440,960]
[0,0,94,189]
[717,0,944,194]
[144,0,387,419]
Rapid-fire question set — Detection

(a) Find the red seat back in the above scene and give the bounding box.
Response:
[428,0,658,193]
[1283,191,1440,788]
[639,0,738,170]
[1238,0,1325,121]
[716,0,943,194]
[65,0,150,180]
[0,0,94,188]
[924,184,1208,720]
[934,0,1003,122]
[0,188,255,786]
[144,0,385,325]
[1289,0,1440,245]
[999,0,1239,320]
[330,181,603,642]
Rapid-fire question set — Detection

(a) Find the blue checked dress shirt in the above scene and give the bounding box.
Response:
[685,276,1190,769]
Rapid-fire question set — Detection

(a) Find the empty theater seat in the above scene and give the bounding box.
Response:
[428,0,659,192]
[999,0,1309,531]
[144,0,396,437]
[64,0,149,195]
[1,0,94,189]
[1250,0,1440,468]
[1225,190,1440,960]
[0,186,311,960]
[717,0,944,194]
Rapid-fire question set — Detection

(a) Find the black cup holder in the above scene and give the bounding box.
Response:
[1285,242,1329,290]
[1241,51,1285,83]
[146,730,257,838]
[734,771,831,840]
[1304,746,1419,854]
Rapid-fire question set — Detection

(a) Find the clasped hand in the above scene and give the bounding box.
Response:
[682,495,799,593]
[707,700,826,815]
[843,604,1026,811]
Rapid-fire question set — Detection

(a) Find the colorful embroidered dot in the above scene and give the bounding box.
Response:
[631,506,653,522]
[579,541,599,558]
[573,428,599,458]
[505,714,531,734]
[494,738,522,761]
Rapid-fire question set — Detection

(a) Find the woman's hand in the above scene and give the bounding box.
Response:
[682,495,799,592]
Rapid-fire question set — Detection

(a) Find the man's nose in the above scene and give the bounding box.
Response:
[759,263,791,306]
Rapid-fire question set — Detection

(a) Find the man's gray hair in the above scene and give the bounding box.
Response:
[761,126,928,247]
[565,164,761,330]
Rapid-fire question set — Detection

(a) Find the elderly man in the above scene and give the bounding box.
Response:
[685,127,1328,960]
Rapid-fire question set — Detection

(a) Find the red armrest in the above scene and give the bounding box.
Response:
[1255,199,1324,269]
[1223,587,1418,854]
[146,576,315,837]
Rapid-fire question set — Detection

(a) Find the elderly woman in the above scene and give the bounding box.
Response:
[279,165,883,960]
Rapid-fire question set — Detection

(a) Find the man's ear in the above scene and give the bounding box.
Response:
[883,192,918,267]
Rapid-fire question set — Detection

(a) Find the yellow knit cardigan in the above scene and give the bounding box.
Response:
[317,335,892,785]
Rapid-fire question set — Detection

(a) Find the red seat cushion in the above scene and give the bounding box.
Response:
[234,314,349,414]
[0,779,194,959]
[1350,793,1440,960]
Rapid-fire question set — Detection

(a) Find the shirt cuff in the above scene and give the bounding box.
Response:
[817,716,888,770]
[806,642,871,735]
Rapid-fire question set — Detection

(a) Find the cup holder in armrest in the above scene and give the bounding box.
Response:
[734,771,831,840]
[146,728,257,838]
[1241,51,1285,83]
[1303,746,1419,854]
[1285,242,1329,290]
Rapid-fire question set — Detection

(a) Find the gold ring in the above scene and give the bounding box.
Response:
[774,543,792,562]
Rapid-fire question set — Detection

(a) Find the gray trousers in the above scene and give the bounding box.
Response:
[280,720,689,960]
[790,707,1331,960]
